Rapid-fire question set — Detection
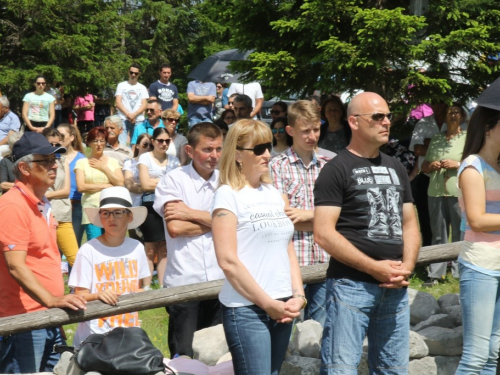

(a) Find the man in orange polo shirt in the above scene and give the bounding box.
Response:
[0,132,87,374]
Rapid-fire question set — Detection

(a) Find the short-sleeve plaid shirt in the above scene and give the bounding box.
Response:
[269,147,331,266]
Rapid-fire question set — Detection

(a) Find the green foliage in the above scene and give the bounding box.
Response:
[226,0,500,112]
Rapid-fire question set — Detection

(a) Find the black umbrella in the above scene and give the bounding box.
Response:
[187,49,253,83]
[476,77,500,111]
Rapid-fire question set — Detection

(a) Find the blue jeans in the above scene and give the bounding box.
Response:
[71,200,84,246]
[222,303,292,375]
[455,264,500,374]
[118,120,135,145]
[320,278,409,375]
[304,281,327,327]
[0,328,64,373]
[188,117,211,129]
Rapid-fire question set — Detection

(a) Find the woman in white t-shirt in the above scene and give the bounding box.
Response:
[211,119,305,375]
[22,75,56,132]
[138,127,180,287]
[69,187,150,347]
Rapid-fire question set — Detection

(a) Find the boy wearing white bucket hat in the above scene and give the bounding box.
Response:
[68,186,151,347]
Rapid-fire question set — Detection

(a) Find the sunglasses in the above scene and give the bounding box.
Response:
[354,112,393,121]
[270,110,283,115]
[162,117,180,122]
[141,142,151,148]
[129,71,139,76]
[155,138,171,145]
[36,82,46,85]
[272,128,285,134]
[216,85,222,89]
[31,157,57,168]
[237,142,272,156]
[50,142,62,147]
[146,108,156,113]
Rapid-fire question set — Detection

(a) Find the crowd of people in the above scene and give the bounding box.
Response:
[0,62,499,375]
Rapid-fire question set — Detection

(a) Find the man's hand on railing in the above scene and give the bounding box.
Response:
[49,294,87,310]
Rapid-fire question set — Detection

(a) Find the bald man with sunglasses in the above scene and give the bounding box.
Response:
[314,92,420,375]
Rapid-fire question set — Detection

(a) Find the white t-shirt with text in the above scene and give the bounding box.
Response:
[68,237,150,347]
[211,184,294,307]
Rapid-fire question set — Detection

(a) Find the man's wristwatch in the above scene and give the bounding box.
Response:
[293,294,307,309]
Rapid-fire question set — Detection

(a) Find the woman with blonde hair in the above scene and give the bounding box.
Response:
[161,109,188,165]
[211,119,305,375]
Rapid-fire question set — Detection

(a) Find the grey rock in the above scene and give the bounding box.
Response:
[216,351,232,365]
[418,326,463,356]
[358,353,369,375]
[409,331,429,359]
[408,288,441,325]
[193,324,229,366]
[282,355,321,375]
[413,314,454,331]
[53,352,85,375]
[453,325,463,334]
[409,357,437,374]
[280,360,302,375]
[444,305,463,326]
[292,320,323,359]
[435,356,461,375]
[438,293,460,311]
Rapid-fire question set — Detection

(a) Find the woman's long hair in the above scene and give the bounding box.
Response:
[462,106,500,161]
[57,123,84,153]
[218,119,273,191]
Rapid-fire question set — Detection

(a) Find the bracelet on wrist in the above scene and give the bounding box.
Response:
[293,294,307,309]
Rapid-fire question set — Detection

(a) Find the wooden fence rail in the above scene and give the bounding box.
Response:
[0,241,461,336]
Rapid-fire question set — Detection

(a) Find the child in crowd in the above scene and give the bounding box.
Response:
[69,186,150,347]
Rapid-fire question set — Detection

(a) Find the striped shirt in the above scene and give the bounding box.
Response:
[269,147,331,266]
[458,154,500,274]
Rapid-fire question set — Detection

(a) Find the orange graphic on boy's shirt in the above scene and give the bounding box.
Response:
[93,258,141,328]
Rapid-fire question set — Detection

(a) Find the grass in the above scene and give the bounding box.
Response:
[409,265,460,299]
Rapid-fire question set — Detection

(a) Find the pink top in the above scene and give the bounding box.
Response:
[74,94,95,121]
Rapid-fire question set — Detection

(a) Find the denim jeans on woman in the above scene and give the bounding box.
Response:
[222,303,292,375]
[0,327,64,373]
[455,263,500,374]
[320,278,409,375]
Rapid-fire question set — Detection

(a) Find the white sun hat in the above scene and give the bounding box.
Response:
[85,186,148,229]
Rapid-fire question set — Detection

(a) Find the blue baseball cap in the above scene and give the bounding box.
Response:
[12,132,66,161]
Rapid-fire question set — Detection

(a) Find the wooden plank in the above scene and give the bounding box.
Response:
[0,242,462,336]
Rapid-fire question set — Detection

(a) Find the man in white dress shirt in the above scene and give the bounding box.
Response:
[154,122,224,358]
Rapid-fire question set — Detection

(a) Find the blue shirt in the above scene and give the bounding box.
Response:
[0,111,21,140]
[130,119,165,145]
[148,81,179,111]
[70,152,86,200]
[187,81,216,121]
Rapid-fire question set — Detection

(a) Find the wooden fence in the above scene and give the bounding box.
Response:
[0,242,461,336]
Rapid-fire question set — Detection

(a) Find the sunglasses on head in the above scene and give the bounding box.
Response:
[272,128,285,134]
[129,71,139,76]
[162,117,180,122]
[155,138,171,145]
[237,142,272,156]
[354,112,393,121]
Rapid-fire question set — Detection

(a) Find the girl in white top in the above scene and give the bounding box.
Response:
[161,109,189,165]
[138,127,180,287]
[22,75,56,132]
[211,119,305,375]
[123,133,152,207]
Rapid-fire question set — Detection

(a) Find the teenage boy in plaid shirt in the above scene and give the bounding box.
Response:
[269,100,332,327]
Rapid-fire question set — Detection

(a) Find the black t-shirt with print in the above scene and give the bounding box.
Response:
[314,149,413,283]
